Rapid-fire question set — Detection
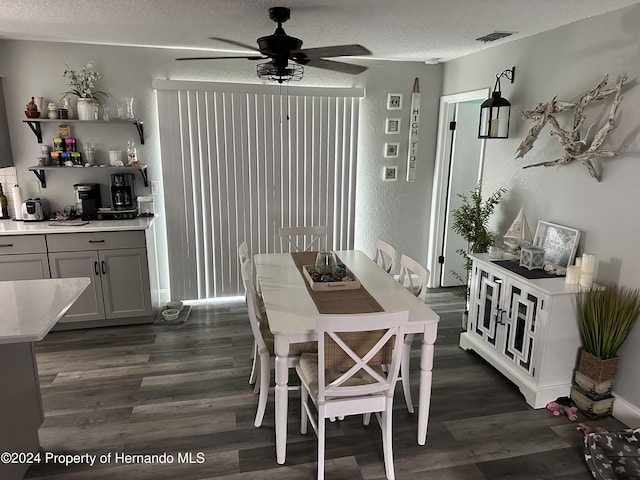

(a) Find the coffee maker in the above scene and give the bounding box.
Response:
[110,173,135,211]
[74,183,101,220]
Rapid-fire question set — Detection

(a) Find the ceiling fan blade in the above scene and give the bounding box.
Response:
[294,44,372,59]
[304,58,368,75]
[176,55,266,61]
[208,37,260,53]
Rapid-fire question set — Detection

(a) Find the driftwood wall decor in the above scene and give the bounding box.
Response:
[515,74,628,181]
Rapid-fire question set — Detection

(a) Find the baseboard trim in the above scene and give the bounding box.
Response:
[612,393,640,427]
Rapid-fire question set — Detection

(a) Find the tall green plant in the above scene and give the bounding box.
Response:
[450,184,506,295]
[576,283,640,359]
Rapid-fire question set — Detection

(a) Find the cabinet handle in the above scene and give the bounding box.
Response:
[0,243,14,248]
[495,308,506,325]
[89,239,106,243]
[101,260,107,275]
[94,261,100,276]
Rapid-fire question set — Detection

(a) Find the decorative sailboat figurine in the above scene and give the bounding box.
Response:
[503,207,533,253]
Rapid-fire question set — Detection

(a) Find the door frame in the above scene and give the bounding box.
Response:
[426,88,489,287]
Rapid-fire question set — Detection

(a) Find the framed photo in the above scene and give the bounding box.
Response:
[384,142,400,158]
[383,166,398,181]
[387,93,403,110]
[533,221,581,269]
[385,118,401,134]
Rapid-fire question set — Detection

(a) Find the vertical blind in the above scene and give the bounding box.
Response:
[154,80,364,299]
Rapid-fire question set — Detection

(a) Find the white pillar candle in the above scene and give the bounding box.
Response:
[581,253,597,273]
[565,265,581,285]
[574,257,582,268]
[580,272,594,288]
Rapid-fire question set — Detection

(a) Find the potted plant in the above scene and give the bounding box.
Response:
[572,282,640,417]
[450,183,506,326]
[62,62,109,120]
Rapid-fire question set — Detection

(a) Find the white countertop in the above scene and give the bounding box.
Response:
[0,217,154,236]
[0,277,90,344]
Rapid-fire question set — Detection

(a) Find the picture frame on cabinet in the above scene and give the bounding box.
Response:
[533,220,581,269]
[385,118,400,134]
[384,142,399,158]
[383,166,398,181]
[387,93,403,110]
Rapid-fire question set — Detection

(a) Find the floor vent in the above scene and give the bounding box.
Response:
[476,31,514,43]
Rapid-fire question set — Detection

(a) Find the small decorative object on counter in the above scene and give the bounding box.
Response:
[0,184,9,218]
[25,97,40,118]
[126,140,138,165]
[520,245,545,271]
[137,196,154,217]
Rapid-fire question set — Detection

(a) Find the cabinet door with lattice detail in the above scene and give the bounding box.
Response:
[468,264,505,351]
[501,280,546,378]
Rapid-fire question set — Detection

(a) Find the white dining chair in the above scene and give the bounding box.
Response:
[241,259,317,427]
[395,253,430,414]
[372,238,397,275]
[297,310,408,480]
[238,241,261,388]
[279,225,331,252]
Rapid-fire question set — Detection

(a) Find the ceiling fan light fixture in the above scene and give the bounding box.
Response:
[257,62,303,83]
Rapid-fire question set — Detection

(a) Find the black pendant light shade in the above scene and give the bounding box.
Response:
[479,67,515,139]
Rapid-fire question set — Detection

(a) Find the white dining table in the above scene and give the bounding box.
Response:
[253,250,440,464]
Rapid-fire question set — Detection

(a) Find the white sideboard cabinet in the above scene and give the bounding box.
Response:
[459,253,582,408]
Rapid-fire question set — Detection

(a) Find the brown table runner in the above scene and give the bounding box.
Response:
[291,252,384,314]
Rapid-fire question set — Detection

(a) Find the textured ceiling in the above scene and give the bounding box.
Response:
[0,0,639,63]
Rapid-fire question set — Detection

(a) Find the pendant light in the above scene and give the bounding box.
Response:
[478,66,515,139]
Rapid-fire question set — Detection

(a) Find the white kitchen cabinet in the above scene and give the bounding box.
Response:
[459,253,582,408]
[0,235,50,280]
[47,231,152,326]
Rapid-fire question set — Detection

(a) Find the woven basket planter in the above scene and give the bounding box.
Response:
[577,349,619,383]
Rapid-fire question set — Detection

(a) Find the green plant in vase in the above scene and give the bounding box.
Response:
[62,62,109,120]
[450,183,506,302]
[572,282,640,417]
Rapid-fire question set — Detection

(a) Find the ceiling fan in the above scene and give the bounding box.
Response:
[176,6,371,83]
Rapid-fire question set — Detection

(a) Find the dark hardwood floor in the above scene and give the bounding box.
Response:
[25,289,625,479]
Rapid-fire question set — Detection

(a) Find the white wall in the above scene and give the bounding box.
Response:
[0,40,442,298]
[443,3,640,424]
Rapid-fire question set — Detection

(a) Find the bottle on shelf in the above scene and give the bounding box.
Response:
[127,140,139,166]
[0,184,9,218]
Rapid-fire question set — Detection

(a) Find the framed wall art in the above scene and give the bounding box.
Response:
[533,220,581,269]
[384,142,400,158]
[385,118,401,134]
[387,93,403,110]
[383,166,398,181]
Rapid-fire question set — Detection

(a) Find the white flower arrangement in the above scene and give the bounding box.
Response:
[63,62,108,105]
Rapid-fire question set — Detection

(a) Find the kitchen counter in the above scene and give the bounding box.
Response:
[0,277,90,344]
[0,216,154,235]
[1,277,89,480]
